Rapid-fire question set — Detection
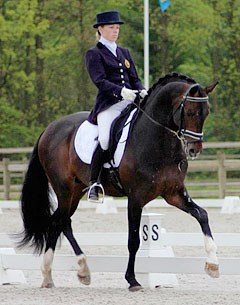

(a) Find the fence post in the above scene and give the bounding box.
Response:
[22,157,28,176]
[2,158,10,200]
[0,248,26,285]
[137,213,178,288]
[218,153,226,198]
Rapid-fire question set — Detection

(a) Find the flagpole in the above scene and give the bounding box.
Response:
[144,0,149,90]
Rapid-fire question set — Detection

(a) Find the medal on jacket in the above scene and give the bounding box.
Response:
[124,59,130,68]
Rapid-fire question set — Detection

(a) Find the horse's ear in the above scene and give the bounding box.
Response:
[204,81,219,94]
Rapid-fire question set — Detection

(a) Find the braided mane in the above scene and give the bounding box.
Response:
[149,72,195,93]
[142,72,196,105]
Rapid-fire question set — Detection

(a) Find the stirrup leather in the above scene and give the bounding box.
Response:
[87,182,105,204]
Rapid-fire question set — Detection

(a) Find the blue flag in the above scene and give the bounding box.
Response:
[158,0,170,12]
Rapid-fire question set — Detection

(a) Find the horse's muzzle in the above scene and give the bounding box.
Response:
[186,141,203,159]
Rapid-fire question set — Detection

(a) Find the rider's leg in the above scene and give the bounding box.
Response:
[88,100,131,203]
[88,144,107,202]
[98,100,132,150]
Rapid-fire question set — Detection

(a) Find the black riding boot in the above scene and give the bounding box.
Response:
[88,144,106,203]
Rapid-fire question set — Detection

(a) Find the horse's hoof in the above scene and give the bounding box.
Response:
[77,274,91,286]
[41,282,55,288]
[77,254,91,285]
[129,285,143,292]
[204,262,220,278]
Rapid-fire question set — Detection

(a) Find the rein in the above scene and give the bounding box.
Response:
[133,100,183,141]
[133,83,209,143]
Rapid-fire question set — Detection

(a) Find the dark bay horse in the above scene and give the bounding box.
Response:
[18,73,219,291]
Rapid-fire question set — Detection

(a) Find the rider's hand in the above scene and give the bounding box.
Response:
[121,87,138,102]
[140,89,148,99]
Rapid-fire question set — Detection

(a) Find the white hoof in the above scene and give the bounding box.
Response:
[77,254,91,285]
[41,280,55,288]
[204,262,220,278]
[77,273,91,286]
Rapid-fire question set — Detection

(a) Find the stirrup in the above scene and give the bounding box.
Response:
[87,182,105,204]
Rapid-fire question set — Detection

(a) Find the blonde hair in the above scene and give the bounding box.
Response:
[95,30,101,41]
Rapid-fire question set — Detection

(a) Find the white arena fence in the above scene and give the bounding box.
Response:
[1,228,240,281]
[1,232,240,248]
[1,196,240,214]
[0,198,225,209]
[1,253,240,275]
[1,202,240,286]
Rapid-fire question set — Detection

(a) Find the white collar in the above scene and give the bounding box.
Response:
[99,36,117,57]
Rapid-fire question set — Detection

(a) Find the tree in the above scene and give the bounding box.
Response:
[204,0,240,140]
[0,99,39,147]
[0,0,240,147]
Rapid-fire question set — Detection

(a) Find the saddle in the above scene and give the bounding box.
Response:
[74,103,139,194]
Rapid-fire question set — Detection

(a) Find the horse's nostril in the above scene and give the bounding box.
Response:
[188,148,201,160]
[189,149,196,156]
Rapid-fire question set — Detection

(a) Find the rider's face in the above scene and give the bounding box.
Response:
[98,24,120,42]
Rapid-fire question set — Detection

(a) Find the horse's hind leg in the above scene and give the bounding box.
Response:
[63,183,91,285]
[41,208,65,288]
[63,222,90,285]
[41,183,91,288]
[41,212,90,288]
[164,190,219,278]
[63,221,91,285]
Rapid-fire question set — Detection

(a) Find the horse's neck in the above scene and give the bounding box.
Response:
[132,101,175,147]
[129,110,184,170]
[127,81,188,164]
[130,92,182,153]
[143,93,174,128]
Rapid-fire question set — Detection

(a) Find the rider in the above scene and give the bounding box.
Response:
[85,10,147,203]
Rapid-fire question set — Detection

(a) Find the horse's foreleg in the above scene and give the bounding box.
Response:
[63,220,91,285]
[203,234,219,278]
[185,199,219,277]
[125,201,143,291]
[165,191,219,278]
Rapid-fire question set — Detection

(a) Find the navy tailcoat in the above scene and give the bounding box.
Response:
[85,42,144,124]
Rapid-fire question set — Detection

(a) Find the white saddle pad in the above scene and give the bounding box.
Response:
[74,108,137,168]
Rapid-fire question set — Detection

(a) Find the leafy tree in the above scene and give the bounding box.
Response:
[0,99,40,147]
[204,0,240,140]
[0,0,240,148]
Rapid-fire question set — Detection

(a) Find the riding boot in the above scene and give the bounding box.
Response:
[88,144,106,203]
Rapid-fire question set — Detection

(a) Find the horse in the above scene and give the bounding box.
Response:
[18,73,219,291]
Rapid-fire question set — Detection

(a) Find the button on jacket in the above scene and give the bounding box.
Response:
[86,42,144,124]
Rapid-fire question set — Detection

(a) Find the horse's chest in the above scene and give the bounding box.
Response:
[146,159,187,187]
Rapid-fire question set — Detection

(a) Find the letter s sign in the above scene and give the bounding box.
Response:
[152,224,159,241]
[142,224,148,241]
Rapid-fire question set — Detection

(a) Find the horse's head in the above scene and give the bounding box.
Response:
[173,81,218,159]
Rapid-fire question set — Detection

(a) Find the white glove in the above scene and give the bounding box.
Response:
[121,87,138,102]
[140,89,148,98]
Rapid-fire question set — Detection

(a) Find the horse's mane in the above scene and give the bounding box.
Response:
[149,72,196,94]
[142,72,196,105]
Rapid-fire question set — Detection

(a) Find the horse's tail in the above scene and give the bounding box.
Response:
[17,136,52,254]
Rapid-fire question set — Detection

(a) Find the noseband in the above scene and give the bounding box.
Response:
[173,83,209,143]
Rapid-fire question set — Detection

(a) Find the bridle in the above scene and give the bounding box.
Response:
[133,83,209,144]
[173,83,209,143]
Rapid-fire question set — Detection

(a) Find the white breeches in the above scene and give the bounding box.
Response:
[97,100,132,150]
